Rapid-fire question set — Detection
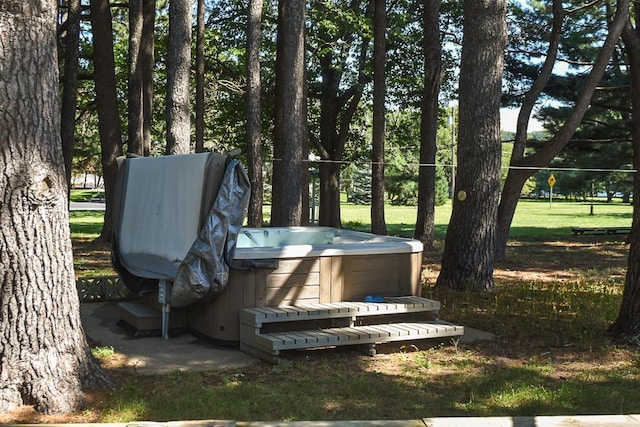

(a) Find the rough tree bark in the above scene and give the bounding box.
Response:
[91,0,124,243]
[141,0,155,156]
[496,0,630,259]
[60,0,81,190]
[371,0,388,235]
[271,0,308,226]
[313,0,371,228]
[414,0,442,248]
[166,0,192,155]
[195,0,206,154]
[0,0,110,413]
[246,0,264,227]
[610,5,640,342]
[315,44,366,227]
[436,0,506,292]
[128,0,144,155]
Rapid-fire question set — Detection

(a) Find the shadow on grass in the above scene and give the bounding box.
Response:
[71,222,105,236]
[96,345,640,422]
[434,278,624,348]
[548,211,633,219]
[70,211,105,236]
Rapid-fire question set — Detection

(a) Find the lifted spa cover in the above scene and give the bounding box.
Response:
[111,152,250,305]
[171,159,250,307]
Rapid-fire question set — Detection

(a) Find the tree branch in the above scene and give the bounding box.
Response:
[519,0,630,169]
[512,0,565,161]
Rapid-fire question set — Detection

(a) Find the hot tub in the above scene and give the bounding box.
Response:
[187,226,424,343]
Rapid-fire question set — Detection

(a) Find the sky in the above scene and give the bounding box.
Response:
[500,107,545,133]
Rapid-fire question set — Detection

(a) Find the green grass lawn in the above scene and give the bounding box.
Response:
[508,199,632,239]
[70,188,105,202]
[70,189,632,241]
[59,196,640,424]
[70,210,106,239]
[338,198,631,239]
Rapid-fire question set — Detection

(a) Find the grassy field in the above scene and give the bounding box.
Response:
[17,197,634,424]
[341,198,632,239]
[70,194,633,241]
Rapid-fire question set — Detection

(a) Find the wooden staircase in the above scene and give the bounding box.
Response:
[239,296,463,363]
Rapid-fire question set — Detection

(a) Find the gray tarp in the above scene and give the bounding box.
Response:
[170,158,251,307]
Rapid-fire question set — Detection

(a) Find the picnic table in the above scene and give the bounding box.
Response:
[571,227,631,235]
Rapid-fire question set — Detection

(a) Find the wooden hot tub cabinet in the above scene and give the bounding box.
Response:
[187,251,423,343]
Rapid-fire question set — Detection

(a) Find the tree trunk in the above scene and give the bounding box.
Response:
[314,3,370,228]
[0,0,110,413]
[371,0,387,235]
[91,0,124,243]
[246,0,264,227]
[128,0,144,155]
[318,160,342,227]
[271,0,308,226]
[610,8,640,342]
[495,0,563,260]
[166,0,192,155]
[141,0,155,156]
[317,50,343,227]
[495,0,630,259]
[496,167,530,253]
[436,0,506,292]
[60,0,81,191]
[317,45,339,227]
[414,0,442,248]
[195,0,206,154]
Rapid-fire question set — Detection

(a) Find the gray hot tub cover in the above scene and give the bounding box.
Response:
[111,152,250,306]
[170,158,251,308]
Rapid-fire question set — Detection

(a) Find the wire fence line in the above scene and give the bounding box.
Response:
[269,157,637,174]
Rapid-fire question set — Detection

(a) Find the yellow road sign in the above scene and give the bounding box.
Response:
[548,174,556,187]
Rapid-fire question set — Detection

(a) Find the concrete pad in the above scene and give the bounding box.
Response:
[458,326,495,343]
[80,302,493,374]
[422,415,640,427]
[238,422,424,427]
[81,302,256,374]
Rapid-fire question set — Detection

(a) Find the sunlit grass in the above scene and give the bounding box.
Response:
[92,346,115,359]
[61,196,640,423]
[70,188,104,202]
[436,279,624,347]
[509,199,632,239]
[69,210,105,238]
[79,272,640,422]
[341,198,631,239]
[86,342,640,422]
[69,193,632,241]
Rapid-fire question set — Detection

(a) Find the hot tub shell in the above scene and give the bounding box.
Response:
[110,153,425,344]
[187,227,424,343]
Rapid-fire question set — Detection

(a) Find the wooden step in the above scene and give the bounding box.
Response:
[241,320,464,363]
[238,296,463,363]
[118,301,188,335]
[239,296,440,326]
[118,301,162,332]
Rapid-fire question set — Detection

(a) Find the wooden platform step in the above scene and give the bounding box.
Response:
[239,296,463,363]
[240,296,440,326]
[255,321,463,352]
[117,300,187,336]
[118,301,162,333]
